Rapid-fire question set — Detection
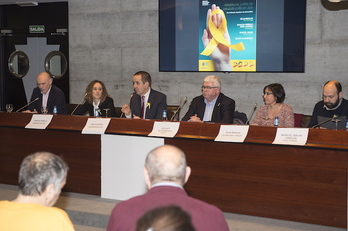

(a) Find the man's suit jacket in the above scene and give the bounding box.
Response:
[106,186,229,231]
[74,96,116,117]
[28,85,67,114]
[182,93,235,123]
[130,89,167,119]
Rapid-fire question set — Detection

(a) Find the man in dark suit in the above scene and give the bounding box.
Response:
[121,71,167,119]
[106,145,229,231]
[182,75,235,123]
[23,72,67,114]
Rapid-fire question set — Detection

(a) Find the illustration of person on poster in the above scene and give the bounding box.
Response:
[199,0,256,72]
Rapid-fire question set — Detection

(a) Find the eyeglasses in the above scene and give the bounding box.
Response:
[264,92,273,96]
[201,86,219,90]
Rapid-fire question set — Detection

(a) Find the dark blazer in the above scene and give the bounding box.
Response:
[75,96,116,117]
[28,85,67,114]
[130,89,167,119]
[182,93,235,123]
[106,186,229,231]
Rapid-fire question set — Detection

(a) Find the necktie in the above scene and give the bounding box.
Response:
[141,95,145,119]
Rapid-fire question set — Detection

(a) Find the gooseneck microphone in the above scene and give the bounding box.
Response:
[245,103,258,125]
[311,114,338,129]
[120,93,134,118]
[71,93,87,115]
[170,96,187,121]
[15,97,39,112]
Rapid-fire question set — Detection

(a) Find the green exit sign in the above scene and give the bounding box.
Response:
[29,25,45,33]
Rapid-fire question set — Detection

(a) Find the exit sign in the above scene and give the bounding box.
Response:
[29,25,45,33]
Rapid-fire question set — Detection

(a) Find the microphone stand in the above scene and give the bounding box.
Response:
[245,103,257,125]
[71,94,87,115]
[312,115,338,129]
[15,98,39,112]
[171,97,187,121]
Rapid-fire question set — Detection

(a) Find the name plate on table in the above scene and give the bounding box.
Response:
[272,128,309,146]
[215,125,249,142]
[25,114,53,129]
[82,118,111,134]
[148,121,180,138]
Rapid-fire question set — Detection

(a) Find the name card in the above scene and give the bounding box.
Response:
[82,118,111,134]
[148,121,180,138]
[25,114,53,129]
[215,125,249,142]
[272,128,309,146]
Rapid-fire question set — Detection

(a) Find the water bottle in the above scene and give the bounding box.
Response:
[346,119,348,131]
[274,116,279,127]
[162,110,167,120]
[53,106,58,115]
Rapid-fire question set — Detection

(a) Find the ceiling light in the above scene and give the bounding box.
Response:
[16,2,38,7]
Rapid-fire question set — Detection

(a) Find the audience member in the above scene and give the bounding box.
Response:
[74,80,116,117]
[106,145,229,231]
[252,83,294,127]
[0,152,74,231]
[121,71,167,119]
[136,205,196,231]
[182,75,235,123]
[23,72,67,114]
[308,80,348,129]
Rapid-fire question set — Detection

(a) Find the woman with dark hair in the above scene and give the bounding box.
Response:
[252,83,294,127]
[136,205,196,231]
[75,80,116,117]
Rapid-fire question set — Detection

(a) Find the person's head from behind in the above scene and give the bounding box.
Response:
[263,83,285,105]
[18,152,69,206]
[322,80,343,109]
[36,72,53,94]
[133,71,152,96]
[144,145,191,188]
[136,205,196,231]
[201,75,221,102]
[84,80,110,103]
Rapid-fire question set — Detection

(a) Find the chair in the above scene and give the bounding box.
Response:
[233,111,247,124]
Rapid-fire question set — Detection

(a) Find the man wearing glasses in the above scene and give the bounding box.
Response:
[308,80,348,129]
[182,75,235,123]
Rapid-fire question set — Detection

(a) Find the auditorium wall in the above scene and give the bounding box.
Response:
[68,0,348,118]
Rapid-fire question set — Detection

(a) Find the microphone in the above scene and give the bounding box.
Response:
[15,97,39,112]
[170,96,187,121]
[245,103,258,125]
[311,114,338,129]
[120,93,134,118]
[71,93,87,115]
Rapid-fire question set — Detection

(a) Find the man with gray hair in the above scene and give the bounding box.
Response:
[182,75,235,123]
[106,145,229,231]
[0,152,75,231]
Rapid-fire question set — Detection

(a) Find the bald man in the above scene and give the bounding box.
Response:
[23,72,67,114]
[308,80,348,129]
[106,145,229,231]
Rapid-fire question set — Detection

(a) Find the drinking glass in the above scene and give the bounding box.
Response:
[41,106,48,114]
[6,104,13,113]
[103,108,110,117]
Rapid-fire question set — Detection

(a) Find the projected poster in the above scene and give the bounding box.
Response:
[199,0,256,72]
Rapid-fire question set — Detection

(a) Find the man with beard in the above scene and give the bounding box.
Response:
[181,75,235,123]
[308,80,348,129]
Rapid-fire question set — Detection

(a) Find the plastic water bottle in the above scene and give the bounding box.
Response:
[162,110,167,120]
[53,106,58,115]
[346,119,348,131]
[274,116,279,127]
[94,108,99,117]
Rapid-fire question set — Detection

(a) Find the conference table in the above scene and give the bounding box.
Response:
[0,112,346,228]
